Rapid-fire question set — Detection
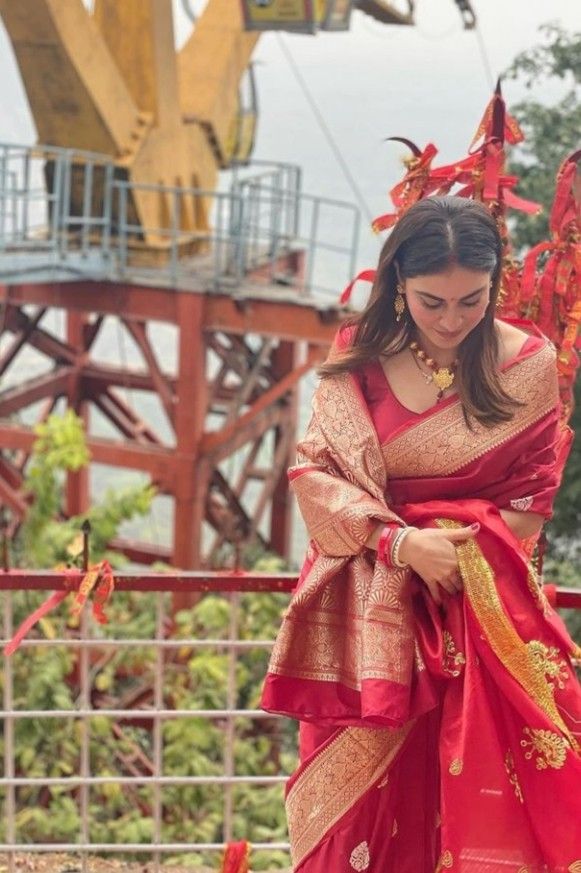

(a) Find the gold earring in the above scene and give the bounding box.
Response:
[395,284,406,322]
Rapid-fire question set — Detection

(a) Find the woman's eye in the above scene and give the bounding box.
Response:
[462,300,480,308]
[423,302,441,310]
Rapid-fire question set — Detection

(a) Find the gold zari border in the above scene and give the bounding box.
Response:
[382,343,557,478]
[438,519,579,753]
[286,723,411,869]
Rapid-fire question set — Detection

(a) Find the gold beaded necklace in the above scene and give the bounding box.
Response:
[409,341,459,400]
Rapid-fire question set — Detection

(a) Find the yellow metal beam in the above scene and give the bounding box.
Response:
[0,0,144,155]
[178,0,260,165]
[0,0,262,240]
[93,0,180,129]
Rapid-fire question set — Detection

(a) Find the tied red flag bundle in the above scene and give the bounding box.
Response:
[426,81,540,222]
[339,81,581,439]
[518,149,581,420]
[341,82,541,308]
[371,139,439,234]
[3,560,115,656]
[220,840,250,873]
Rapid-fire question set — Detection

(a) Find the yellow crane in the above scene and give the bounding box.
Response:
[0,0,474,244]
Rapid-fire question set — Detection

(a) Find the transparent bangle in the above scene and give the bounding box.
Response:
[391,526,418,569]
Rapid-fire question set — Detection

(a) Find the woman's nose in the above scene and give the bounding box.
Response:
[438,309,463,331]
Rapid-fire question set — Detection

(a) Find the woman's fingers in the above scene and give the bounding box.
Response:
[450,571,463,592]
[440,523,480,542]
[439,576,459,596]
[426,580,442,606]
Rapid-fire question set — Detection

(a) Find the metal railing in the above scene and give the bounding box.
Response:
[0,141,360,300]
[1,569,580,872]
[0,571,297,872]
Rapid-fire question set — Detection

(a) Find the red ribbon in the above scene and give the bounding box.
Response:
[3,560,115,656]
[340,269,376,305]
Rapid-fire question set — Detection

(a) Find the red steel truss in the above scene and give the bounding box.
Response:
[0,278,342,580]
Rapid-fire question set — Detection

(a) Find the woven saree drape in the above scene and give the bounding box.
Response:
[262,335,581,873]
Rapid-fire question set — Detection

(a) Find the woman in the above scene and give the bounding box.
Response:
[261,197,581,872]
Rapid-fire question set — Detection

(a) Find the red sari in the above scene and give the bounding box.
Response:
[261,321,581,873]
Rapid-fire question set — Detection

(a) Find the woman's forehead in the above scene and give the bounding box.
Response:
[408,267,490,299]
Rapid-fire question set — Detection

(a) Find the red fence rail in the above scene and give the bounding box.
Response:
[0,570,580,607]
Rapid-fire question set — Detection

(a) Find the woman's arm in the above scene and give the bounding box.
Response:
[499,508,545,540]
[365,523,384,551]
[367,509,545,553]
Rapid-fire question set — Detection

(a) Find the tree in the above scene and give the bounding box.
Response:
[505,23,580,253]
[501,26,581,643]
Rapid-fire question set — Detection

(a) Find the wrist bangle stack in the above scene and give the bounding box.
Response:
[377,523,418,570]
[391,526,417,569]
[377,523,400,568]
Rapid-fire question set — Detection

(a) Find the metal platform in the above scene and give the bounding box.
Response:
[0,142,360,303]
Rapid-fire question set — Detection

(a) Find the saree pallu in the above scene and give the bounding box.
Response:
[261,334,581,872]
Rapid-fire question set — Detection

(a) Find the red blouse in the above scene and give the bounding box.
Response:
[356,334,544,444]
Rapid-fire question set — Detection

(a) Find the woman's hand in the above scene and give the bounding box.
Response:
[398,524,480,606]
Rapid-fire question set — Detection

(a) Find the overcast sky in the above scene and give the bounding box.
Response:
[0,0,578,273]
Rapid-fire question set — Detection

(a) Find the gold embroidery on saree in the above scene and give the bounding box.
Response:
[437,519,579,753]
[291,373,407,558]
[436,849,454,870]
[349,840,371,871]
[504,749,524,803]
[568,862,581,872]
[383,343,556,478]
[269,554,415,691]
[286,724,411,869]
[391,818,398,836]
[312,373,387,498]
[449,758,463,776]
[414,639,426,672]
[520,726,568,770]
[377,772,389,789]
[442,631,467,677]
[526,564,550,615]
[510,496,533,511]
[527,641,569,690]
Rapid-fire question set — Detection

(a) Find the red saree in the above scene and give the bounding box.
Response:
[261,324,581,872]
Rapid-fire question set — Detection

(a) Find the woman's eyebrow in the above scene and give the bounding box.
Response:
[415,285,487,302]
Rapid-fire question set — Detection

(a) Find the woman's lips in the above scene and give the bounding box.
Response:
[435,328,463,340]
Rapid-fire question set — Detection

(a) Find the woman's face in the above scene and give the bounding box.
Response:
[402,265,491,352]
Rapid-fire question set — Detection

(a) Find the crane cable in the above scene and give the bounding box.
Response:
[472,13,496,90]
[276,9,495,224]
[275,33,375,225]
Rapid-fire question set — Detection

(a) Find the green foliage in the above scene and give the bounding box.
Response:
[15,409,155,569]
[2,581,294,865]
[3,468,295,870]
[548,375,581,548]
[19,409,90,556]
[504,23,580,252]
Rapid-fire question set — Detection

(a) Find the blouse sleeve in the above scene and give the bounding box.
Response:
[486,412,572,520]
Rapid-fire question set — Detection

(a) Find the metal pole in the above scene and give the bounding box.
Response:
[0,147,7,247]
[171,189,179,285]
[81,160,94,257]
[305,198,320,295]
[3,593,15,873]
[102,162,114,272]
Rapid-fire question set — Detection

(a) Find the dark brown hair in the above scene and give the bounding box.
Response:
[319,195,524,428]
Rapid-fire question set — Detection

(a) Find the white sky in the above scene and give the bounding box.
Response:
[0,0,578,266]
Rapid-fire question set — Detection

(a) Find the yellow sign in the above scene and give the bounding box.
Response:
[242,0,318,30]
[241,0,352,31]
